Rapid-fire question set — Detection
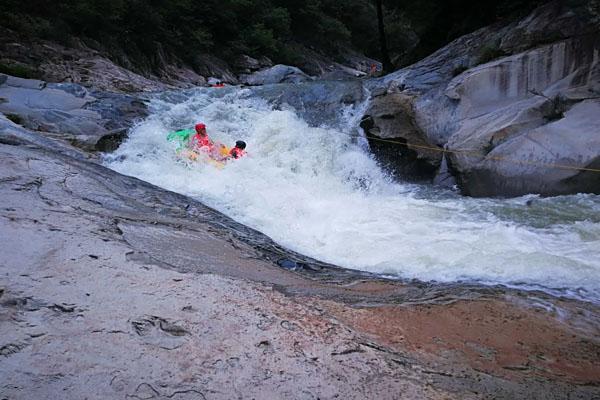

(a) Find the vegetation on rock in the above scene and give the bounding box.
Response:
[0,0,551,74]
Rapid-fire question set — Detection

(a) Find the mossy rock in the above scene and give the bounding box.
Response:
[5,113,24,125]
[477,45,508,65]
[0,63,38,79]
[451,65,469,77]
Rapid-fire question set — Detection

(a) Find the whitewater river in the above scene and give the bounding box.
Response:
[105,87,600,303]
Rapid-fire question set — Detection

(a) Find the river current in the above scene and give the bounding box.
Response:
[105,86,600,303]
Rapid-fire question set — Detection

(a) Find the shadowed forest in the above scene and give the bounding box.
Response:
[1,0,548,73]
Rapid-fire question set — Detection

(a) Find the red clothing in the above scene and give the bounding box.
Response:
[190,133,213,150]
[229,147,246,159]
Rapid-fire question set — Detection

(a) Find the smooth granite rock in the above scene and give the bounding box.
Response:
[0,74,148,151]
[240,64,312,86]
[363,0,600,196]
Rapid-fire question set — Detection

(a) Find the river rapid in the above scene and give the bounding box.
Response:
[105,86,600,303]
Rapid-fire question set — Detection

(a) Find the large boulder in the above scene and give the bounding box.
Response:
[365,0,600,196]
[445,35,600,196]
[240,64,312,86]
[360,92,441,180]
[44,55,170,93]
[0,74,148,152]
[160,64,207,88]
[233,54,273,74]
[0,32,169,93]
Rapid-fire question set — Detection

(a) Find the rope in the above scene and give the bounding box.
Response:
[363,134,600,174]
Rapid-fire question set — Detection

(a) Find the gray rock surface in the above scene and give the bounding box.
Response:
[291,45,380,78]
[444,36,600,196]
[247,80,366,128]
[0,29,213,92]
[1,25,377,92]
[0,74,148,151]
[160,64,207,88]
[1,106,599,400]
[360,92,441,180]
[240,64,312,86]
[0,138,430,400]
[364,0,600,196]
[192,54,239,84]
[233,54,273,74]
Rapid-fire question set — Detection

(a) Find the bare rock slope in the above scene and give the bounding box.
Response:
[0,74,147,152]
[364,0,600,196]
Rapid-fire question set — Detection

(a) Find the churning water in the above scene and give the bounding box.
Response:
[105,87,600,303]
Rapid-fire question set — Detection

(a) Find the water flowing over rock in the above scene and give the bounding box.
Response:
[2,105,600,400]
[247,80,366,127]
[365,0,600,196]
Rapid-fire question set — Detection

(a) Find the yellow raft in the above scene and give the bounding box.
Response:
[178,144,230,169]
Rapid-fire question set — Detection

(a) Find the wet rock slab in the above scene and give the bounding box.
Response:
[365,1,600,196]
[0,74,148,152]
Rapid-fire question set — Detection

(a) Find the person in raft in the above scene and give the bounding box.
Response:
[189,123,213,152]
[229,140,247,159]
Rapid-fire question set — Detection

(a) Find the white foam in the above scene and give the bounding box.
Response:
[105,88,600,302]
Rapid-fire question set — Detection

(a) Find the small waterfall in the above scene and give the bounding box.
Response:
[105,85,600,303]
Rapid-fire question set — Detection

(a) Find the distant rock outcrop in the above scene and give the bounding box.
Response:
[233,54,273,74]
[364,0,600,196]
[0,74,147,151]
[1,27,378,93]
[240,64,312,86]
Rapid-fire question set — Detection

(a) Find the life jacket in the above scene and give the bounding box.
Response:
[229,147,246,159]
[190,133,213,150]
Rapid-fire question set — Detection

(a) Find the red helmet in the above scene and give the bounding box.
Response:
[195,123,206,133]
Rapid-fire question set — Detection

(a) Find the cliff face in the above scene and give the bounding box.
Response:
[445,35,600,196]
[364,0,600,197]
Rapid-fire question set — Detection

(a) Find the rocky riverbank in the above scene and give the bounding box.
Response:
[362,0,600,197]
[0,25,377,94]
[2,1,598,197]
[1,99,600,399]
[1,1,600,396]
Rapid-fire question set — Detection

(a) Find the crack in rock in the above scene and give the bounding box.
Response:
[48,303,77,313]
[126,382,206,400]
[1,295,46,312]
[130,316,189,350]
[0,341,29,357]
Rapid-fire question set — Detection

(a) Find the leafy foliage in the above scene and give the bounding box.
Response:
[477,44,507,65]
[0,0,550,73]
[381,0,549,67]
[0,62,38,79]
